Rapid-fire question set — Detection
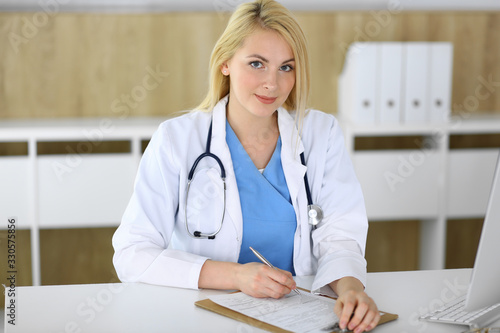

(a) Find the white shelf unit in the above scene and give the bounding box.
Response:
[0,117,165,286]
[340,114,500,270]
[1,115,499,284]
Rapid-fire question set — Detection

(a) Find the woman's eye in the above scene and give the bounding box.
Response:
[250,61,263,69]
[280,64,294,72]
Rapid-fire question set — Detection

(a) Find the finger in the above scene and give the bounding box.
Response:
[364,309,381,331]
[267,268,296,291]
[351,307,376,332]
[347,302,368,330]
[256,281,290,299]
[270,268,295,286]
[338,300,356,330]
[238,263,283,297]
[350,299,381,333]
[251,267,292,298]
[264,280,291,298]
[357,297,380,332]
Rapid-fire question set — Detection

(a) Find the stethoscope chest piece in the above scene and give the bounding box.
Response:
[308,204,323,228]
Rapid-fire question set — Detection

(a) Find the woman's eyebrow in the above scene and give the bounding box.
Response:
[246,54,295,64]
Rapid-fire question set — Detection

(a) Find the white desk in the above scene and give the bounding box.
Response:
[4,269,500,333]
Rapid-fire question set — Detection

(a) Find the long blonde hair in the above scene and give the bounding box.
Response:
[196,0,310,127]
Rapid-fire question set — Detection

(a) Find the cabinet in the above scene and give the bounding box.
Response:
[340,114,500,269]
[0,117,165,285]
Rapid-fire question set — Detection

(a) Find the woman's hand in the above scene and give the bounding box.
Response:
[330,277,380,333]
[198,260,296,298]
[235,262,296,298]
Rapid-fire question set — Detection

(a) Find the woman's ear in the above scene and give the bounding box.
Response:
[221,63,229,76]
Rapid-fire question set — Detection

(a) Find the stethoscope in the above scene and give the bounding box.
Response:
[184,121,323,239]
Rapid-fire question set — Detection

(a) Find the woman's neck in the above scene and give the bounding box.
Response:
[226,106,280,170]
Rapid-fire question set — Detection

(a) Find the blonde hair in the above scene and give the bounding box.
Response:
[196,0,310,127]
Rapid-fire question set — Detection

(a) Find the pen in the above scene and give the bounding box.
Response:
[249,246,301,295]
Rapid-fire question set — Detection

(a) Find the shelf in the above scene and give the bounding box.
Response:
[0,117,166,286]
[0,117,166,141]
[448,113,500,134]
[340,112,500,270]
[339,113,500,136]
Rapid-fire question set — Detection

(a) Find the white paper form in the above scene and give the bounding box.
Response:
[209,292,339,333]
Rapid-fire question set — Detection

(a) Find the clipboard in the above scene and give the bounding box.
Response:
[195,287,398,333]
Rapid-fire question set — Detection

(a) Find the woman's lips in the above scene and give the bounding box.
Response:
[255,94,277,104]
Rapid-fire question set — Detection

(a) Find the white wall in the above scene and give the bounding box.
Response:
[1,0,500,12]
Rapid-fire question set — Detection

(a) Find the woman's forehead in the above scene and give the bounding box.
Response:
[236,29,294,62]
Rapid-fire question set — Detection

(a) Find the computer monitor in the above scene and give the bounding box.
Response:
[465,152,500,311]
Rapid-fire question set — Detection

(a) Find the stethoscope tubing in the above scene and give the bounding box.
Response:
[185,177,226,239]
[185,121,227,239]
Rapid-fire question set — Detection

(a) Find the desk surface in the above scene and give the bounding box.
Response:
[5,269,499,333]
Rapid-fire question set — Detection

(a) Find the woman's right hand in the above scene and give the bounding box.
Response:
[235,262,296,298]
[199,260,295,298]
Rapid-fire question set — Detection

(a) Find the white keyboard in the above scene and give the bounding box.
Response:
[420,295,500,328]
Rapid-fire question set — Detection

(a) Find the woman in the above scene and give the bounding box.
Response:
[113,0,380,331]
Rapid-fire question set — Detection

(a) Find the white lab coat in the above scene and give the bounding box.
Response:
[112,96,368,293]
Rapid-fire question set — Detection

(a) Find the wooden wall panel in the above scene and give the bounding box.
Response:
[365,221,420,272]
[0,227,118,308]
[446,219,483,269]
[0,13,229,118]
[39,227,119,285]
[0,12,499,119]
[0,229,32,309]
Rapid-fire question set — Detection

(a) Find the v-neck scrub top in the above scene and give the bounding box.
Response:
[226,121,296,274]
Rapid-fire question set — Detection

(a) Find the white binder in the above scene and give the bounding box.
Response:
[428,43,453,123]
[339,42,453,126]
[338,42,378,124]
[403,43,429,124]
[378,43,403,124]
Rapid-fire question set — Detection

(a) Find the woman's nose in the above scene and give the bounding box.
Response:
[263,71,278,91]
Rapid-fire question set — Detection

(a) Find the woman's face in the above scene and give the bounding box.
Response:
[222,28,296,120]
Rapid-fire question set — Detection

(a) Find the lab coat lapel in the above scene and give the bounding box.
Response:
[210,97,244,241]
[277,107,306,207]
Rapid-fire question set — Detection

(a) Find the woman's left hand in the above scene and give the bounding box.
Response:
[330,277,380,333]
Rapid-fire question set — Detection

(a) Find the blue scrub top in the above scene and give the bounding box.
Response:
[226,121,296,274]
